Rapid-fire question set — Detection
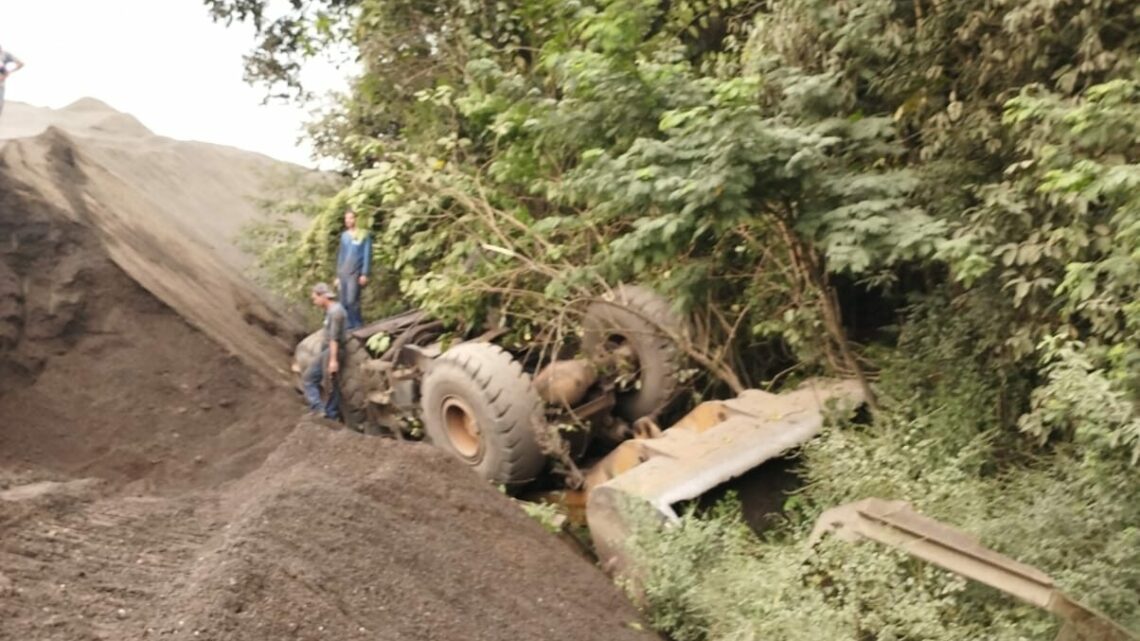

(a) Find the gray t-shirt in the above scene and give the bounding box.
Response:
[320,302,348,353]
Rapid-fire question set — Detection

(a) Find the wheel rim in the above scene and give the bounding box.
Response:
[442,396,482,460]
[596,333,641,391]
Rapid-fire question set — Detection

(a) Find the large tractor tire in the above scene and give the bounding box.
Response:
[293,331,371,431]
[292,330,323,383]
[582,284,687,421]
[338,336,372,431]
[420,342,546,491]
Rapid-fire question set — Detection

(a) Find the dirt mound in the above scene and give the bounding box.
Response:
[0,425,656,641]
[0,148,296,492]
[0,161,303,638]
[148,427,653,641]
[1,101,309,383]
[0,102,656,641]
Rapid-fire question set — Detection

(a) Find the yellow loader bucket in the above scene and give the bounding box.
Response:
[585,378,865,573]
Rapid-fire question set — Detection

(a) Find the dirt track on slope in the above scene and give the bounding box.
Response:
[0,102,655,641]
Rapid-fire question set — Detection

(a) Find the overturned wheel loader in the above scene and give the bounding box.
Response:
[294,284,692,491]
[295,283,864,501]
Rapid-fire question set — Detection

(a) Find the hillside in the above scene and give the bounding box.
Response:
[1,98,306,382]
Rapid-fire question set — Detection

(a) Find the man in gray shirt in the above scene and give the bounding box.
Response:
[302,282,348,419]
[0,46,24,119]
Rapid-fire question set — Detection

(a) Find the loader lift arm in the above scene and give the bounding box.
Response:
[810,499,1138,641]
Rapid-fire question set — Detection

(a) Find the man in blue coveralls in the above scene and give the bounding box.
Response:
[302,282,347,420]
[336,209,372,329]
[0,45,25,119]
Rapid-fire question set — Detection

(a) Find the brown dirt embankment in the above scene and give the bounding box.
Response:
[0,102,656,641]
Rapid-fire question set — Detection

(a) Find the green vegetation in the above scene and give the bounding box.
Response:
[629,321,1140,639]
[209,0,1139,637]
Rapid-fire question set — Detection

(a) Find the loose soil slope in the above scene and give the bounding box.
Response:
[0,101,655,641]
[1,99,308,383]
[149,428,653,641]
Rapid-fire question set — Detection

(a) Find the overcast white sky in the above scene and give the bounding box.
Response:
[2,0,351,167]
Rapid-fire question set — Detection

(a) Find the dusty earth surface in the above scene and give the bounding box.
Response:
[0,101,657,640]
[1,99,309,383]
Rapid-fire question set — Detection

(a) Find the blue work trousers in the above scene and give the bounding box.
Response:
[338,274,364,330]
[302,348,341,419]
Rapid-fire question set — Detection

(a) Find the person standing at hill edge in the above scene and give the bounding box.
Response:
[303,282,346,420]
[336,209,372,329]
[0,45,25,118]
